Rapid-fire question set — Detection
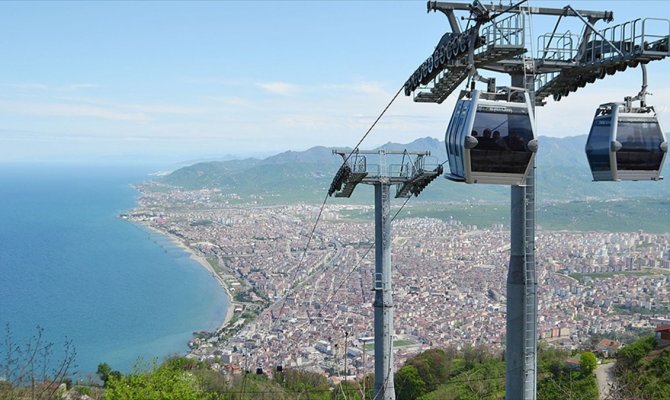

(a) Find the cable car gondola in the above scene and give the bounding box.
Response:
[445,88,538,185]
[585,102,668,181]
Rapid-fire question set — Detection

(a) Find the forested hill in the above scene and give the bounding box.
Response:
[614,336,670,398]
[160,135,670,204]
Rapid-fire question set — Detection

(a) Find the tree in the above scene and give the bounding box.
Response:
[614,340,670,399]
[405,348,452,391]
[616,336,656,368]
[274,368,330,398]
[580,352,597,376]
[395,365,427,400]
[0,324,76,400]
[103,361,216,400]
[96,362,120,387]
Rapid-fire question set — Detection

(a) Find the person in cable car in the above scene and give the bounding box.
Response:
[445,88,537,185]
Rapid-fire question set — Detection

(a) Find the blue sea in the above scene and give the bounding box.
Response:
[0,163,229,377]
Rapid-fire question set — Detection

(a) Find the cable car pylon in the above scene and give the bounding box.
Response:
[404,1,670,399]
[329,149,442,400]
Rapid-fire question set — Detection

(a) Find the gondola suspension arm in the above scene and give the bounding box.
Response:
[625,64,650,110]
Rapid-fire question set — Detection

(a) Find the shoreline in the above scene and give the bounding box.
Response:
[142,224,236,331]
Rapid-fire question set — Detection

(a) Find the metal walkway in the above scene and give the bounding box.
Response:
[535,17,670,103]
[414,13,527,104]
[413,14,670,105]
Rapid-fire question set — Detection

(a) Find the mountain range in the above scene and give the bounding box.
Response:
[160,135,670,205]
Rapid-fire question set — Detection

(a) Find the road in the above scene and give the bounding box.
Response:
[595,362,616,399]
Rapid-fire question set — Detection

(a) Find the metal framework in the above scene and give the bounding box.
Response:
[329,149,442,400]
[409,2,669,104]
[404,2,670,399]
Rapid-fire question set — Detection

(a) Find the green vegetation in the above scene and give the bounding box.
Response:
[104,358,217,400]
[97,362,121,387]
[0,325,77,400]
[536,347,598,400]
[614,336,670,398]
[569,271,657,281]
[2,343,610,400]
[363,339,417,351]
[588,328,653,347]
[580,351,597,375]
[613,305,670,315]
[335,198,670,232]
[206,256,222,273]
[391,346,598,400]
[190,219,213,226]
[155,136,670,231]
[98,357,374,400]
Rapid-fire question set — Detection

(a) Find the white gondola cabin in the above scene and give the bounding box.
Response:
[445,88,538,185]
[585,103,668,181]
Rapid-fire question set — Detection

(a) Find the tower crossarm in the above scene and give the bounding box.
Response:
[395,157,444,198]
[428,1,613,22]
[328,149,442,198]
[407,1,618,103]
[534,17,670,103]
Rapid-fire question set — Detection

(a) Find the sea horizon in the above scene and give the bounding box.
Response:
[0,163,229,377]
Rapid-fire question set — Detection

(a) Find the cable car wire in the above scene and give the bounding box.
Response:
[274,84,405,321]
[323,195,412,308]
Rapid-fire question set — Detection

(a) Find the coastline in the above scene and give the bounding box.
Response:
[143,224,235,331]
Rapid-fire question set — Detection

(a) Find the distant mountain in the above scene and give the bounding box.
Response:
[160,135,670,204]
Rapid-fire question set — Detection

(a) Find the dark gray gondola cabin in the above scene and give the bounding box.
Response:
[585,102,668,181]
[445,89,538,185]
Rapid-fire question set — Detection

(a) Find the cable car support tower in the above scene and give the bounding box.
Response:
[404,1,670,399]
[329,150,443,400]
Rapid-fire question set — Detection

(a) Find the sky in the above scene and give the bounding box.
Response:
[1,0,669,164]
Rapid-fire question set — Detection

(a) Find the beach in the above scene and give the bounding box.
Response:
[144,224,236,331]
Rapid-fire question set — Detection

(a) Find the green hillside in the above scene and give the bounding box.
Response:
[614,336,670,398]
[154,136,670,231]
[88,347,600,400]
[160,135,670,204]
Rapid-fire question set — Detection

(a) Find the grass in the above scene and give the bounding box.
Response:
[570,269,670,282]
[570,271,654,280]
[613,305,670,315]
[205,256,221,273]
[363,339,416,351]
[337,198,670,233]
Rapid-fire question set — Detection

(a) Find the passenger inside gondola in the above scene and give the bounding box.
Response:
[616,119,665,171]
[469,111,533,173]
[478,129,496,149]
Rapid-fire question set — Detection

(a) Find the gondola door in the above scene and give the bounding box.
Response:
[586,104,618,181]
[445,91,479,182]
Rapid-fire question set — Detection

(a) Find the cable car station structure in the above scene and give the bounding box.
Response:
[329,150,442,400]
[399,1,669,400]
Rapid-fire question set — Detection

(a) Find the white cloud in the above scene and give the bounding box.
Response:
[256,82,300,95]
[352,82,387,96]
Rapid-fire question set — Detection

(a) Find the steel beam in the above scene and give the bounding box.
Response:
[506,73,537,400]
[374,182,395,400]
[427,1,613,21]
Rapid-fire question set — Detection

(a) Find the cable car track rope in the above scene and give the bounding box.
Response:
[323,195,412,307]
[274,85,404,320]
